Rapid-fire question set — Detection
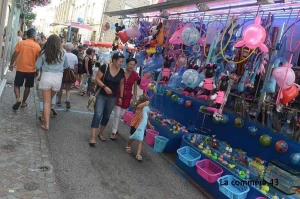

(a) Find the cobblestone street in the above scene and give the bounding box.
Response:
[0,71,60,199]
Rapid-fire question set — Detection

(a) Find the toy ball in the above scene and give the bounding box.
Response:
[185,100,192,108]
[200,105,206,111]
[220,114,229,124]
[248,126,258,136]
[182,69,200,89]
[177,98,184,105]
[259,134,272,147]
[291,153,300,165]
[101,22,110,31]
[182,26,200,46]
[165,90,172,96]
[275,140,288,153]
[148,83,154,90]
[234,118,244,128]
[171,94,178,102]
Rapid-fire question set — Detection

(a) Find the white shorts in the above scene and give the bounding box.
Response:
[39,72,63,92]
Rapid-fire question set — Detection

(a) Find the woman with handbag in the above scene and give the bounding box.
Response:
[57,42,78,109]
[111,58,140,140]
[89,52,125,145]
[36,34,69,131]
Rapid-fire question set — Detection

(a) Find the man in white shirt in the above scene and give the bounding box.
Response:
[57,42,78,109]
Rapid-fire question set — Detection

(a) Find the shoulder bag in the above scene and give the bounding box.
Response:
[87,64,108,111]
[62,52,76,83]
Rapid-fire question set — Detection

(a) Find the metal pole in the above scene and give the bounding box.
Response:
[0,0,9,80]
[68,1,75,42]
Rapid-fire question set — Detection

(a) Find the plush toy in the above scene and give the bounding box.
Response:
[115,23,125,33]
[150,22,163,40]
[112,36,119,51]
[197,63,217,100]
[159,56,174,84]
[181,60,200,97]
[208,75,230,112]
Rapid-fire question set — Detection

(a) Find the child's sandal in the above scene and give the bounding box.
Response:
[125,147,131,154]
[136,155,142,161]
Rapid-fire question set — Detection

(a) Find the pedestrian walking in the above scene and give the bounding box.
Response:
[9,28,41,110]
[35,34,69,131]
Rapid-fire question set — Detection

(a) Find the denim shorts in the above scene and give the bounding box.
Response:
[91,94,117,128]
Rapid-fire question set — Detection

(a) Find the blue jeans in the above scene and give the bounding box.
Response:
[91,94,117,128]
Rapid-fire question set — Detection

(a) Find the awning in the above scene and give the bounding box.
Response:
[83,41,137,50]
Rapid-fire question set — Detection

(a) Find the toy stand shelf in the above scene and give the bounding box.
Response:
[195,108,212,135]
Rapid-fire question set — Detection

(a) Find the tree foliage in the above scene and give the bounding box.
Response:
[24,12,37,28]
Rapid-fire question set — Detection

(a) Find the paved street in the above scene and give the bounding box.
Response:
[1,70,213,199]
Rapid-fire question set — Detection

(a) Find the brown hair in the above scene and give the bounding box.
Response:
[41,34,63,64]
[136,94,149,107]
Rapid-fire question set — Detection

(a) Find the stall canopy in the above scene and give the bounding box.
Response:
[83,41,137,50]
[49,22,93,31]
[104,0,300,18]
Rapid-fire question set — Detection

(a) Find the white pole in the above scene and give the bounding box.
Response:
[0,0,9,80]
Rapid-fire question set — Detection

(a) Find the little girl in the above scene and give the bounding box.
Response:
[126,94,154,161]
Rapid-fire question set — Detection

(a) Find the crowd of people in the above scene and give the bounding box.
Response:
[8,28,154,161]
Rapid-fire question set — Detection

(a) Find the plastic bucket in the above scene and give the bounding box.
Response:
[154,136,169,153]
[139,76,151,91]
[145,129,159,146]
[123,111,134,125]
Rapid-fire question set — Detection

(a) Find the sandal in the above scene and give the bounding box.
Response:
[89,138,96,146]
[136,155,143,161]
[51,108,58,115]
[12,102,21,110]
[38,115,45,123]
[21,103,27,108]
[110,134,116,141]
[98,134,106,141]
[126,147,131,154]
[41,124,49,132]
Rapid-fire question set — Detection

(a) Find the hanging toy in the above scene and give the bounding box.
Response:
[169,23,189,44]
[112,36,119,51]
[272,63,300,111]
[157,23,164,45]
[159,56,174,85]
[118,30,130,44]
[257,52,269,75]
[207,75,230,113]
[196,63,217,100]
[181,60,200,97]
[126,25,141,38]
[234,15,269,53]
[115,23,125,33]
[150,22,163,40]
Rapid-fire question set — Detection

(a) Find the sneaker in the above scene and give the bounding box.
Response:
[65,100,71,109]
[56,102,62,107]
[120,119,125,123]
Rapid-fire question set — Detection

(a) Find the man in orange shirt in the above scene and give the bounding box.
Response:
[9,28,41,110]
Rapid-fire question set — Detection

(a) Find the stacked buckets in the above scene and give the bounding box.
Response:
[145,129,169,153]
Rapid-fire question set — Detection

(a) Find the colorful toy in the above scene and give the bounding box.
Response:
[159,56,174,84]
[118,30,130,43]
[181,60,200,96]
[171,94,178,102]
[126,25,141,38]
[275,140,288,153]
[169,23,189,44]
[115,23,125,33]
[234,15,269,52]
[182,24,200,46]
[248,126,258,136]
[197,64,217,100]
[185,100,192,108]
[207,75,229,113]
[177,98,184,105]
[259,134,272,147]
[290,153,300,165]
[234,118,244,128]
[260,185,270,195]
[165,90,172,96]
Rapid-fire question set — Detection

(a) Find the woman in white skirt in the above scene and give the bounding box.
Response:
[36,34,69,131]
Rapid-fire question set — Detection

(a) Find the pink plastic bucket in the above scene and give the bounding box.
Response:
[139,77,151,91]
[145,129,159,146]
[123,111,134,125]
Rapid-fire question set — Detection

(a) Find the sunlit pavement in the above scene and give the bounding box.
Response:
[0,70,213,199]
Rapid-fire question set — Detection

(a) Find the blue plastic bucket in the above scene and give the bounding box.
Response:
[154,136,169,153]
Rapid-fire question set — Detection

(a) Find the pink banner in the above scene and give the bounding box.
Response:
[70,22,93,31]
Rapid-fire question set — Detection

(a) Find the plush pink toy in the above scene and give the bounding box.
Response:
[169,24,189,44]
[234,15,268,53]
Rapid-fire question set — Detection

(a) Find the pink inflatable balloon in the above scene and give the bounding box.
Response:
[234,16,268,53]
[126,25,141,38]
[169,24,189,44]
[272,64,295,89]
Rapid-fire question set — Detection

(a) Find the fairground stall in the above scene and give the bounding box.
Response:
[104,0,300,198]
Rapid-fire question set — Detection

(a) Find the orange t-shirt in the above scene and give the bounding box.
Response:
[130,101,149,129]
[15,39,41,73]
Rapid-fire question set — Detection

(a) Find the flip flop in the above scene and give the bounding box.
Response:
[21,103,27,108]
[89,138,96,147]
[41,124,49,132]
[125,147,131,154]
[98,134,106,141]
[12,102,21,110]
